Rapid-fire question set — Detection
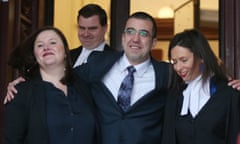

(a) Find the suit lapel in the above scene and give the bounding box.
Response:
[70,46,83,63]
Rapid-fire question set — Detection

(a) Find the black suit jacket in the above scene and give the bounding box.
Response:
[70,44,112,64]
[3,75,99,144]
[161,78,240,144]
[75,51,171,144]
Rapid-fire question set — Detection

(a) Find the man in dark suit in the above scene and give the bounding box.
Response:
[75,11,170,144]
[70,4,113,67]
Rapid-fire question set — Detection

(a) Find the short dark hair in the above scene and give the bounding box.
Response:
[77,4,107,26]
[8,26,74,84]
[127,12,157,38]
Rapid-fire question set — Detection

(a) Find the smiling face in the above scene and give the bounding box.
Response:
[122,18,157,65]
[77,15,107,49]
[34,30,66,69]
[170,45,203,82]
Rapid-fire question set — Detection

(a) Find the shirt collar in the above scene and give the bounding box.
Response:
[82,42,106,53]
[118,54,151,77]
[181,75,211,117]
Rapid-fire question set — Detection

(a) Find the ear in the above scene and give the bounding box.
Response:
[103,24,108,33]
[151,38,157,50]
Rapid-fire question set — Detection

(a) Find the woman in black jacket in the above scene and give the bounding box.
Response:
[3,26,100,144]
[162,29,240,144]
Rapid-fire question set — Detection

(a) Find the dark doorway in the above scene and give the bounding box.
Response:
[0,0,54,143]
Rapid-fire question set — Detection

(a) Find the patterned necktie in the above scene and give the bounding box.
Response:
[117,66,136,112]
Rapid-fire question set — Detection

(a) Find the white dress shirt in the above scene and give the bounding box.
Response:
[73,42,106,67]
[181,75,211,118]
[102,54,155,105]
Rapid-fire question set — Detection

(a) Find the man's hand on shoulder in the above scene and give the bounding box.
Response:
[4,77,26,104]
[228,79,240,91]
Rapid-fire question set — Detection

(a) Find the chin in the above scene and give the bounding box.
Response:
[182,77,189,82]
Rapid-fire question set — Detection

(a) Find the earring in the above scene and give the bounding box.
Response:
[200,63,204,72]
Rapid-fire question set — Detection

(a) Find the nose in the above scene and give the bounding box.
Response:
[132,33,140,42]
[82,29,90,37]
[43,44,50,51]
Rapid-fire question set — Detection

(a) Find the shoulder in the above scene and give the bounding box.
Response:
[103,44,115,51]
[151,58,170,67]
[14,79,47,101]
[151,59,172,87]
[151,59,171,74]
[70,46,82,56]
[6,80,36,107]
[15,78,45,90]
[88,50,121,64]
[15,80,35,93]
[74,51,122,81]
[70,46,82,52]
[213,79,240,101]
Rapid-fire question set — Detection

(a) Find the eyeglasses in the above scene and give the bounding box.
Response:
[124,28,152,38]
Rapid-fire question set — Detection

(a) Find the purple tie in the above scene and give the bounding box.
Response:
[117,66,136,111]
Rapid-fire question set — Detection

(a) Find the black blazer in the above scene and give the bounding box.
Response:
[3,75,99,144]
[75,51,171,144]
[161,78,240,144]
[70,44,112,64]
